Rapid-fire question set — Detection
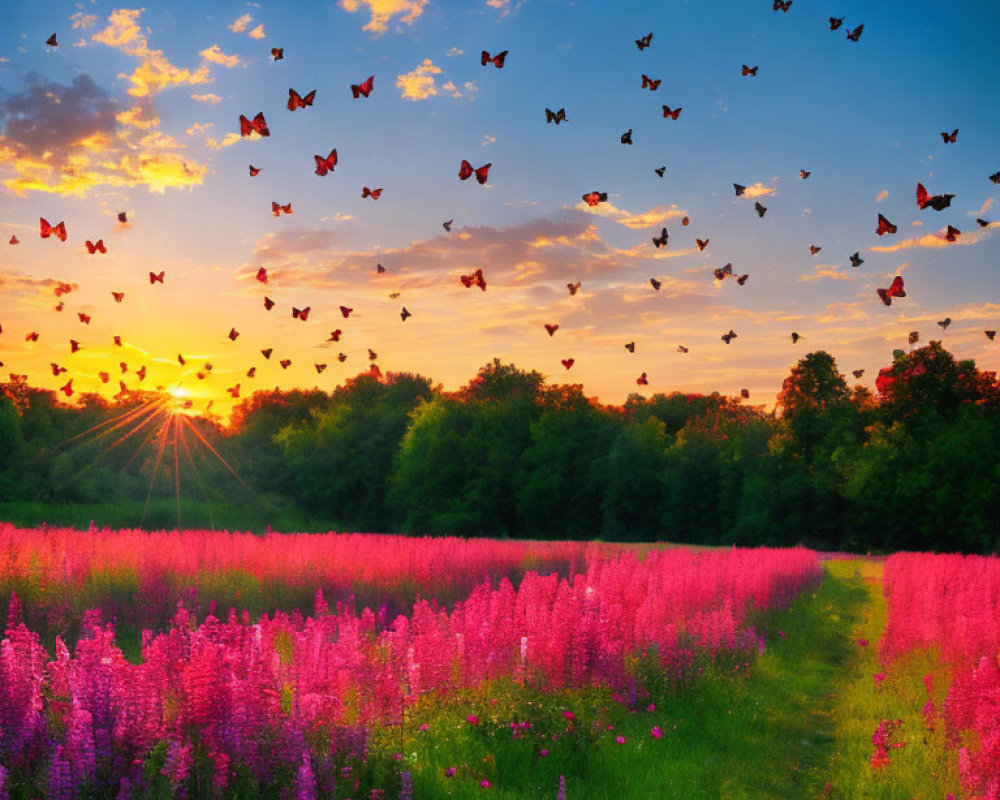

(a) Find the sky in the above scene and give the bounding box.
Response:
[1,0,999,421]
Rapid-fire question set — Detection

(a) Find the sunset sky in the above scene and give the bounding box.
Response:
[1,0,998,421]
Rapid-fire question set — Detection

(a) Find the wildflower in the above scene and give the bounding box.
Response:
[857,638,869,647]
[399,770,412,800]
[646,703,656,713]
[467,714,480,726]
[563,710,575,721]
[616,735,626,745]
[540,749,548,757]
[481,779,491,788]
[651,726,663,739]
[557,775,567,800]
[444,767,456,778]
[419,723,429,732]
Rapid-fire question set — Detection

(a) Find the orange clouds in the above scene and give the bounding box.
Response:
[340,0,429,33]
[576,201,688,230]
[740,182,778,199]
[395,59,474,100]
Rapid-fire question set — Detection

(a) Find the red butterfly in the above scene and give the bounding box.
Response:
[55,301,64,311]
[481,50,508,68]
[247,367,256,378]
[85,239,106,254]
[46,33,58,47]
[809,245,821,254]
[239,112,270,137]
[567,281,581,295]
[544,323,559,336]
[677,345,689,353]
[368,348,378,361]
[50,363,67,376]
[322,331,340,344]
[697,238,709,251]
[800,169,810,179]
[271,47,283,60]
[261,348,273,359]
[315,363,327,373]
[773,0,791,11]
[652,228,668,248]
[249,165,261,176]
[177,354,186,365]
[264,296,275,310]
[338,353,347,362]
[314,149,338,176]
[60,380,73,397]
[637,373,648,386]
[876,214,897,235]
[740,389,750,399]
[120,361,129,373]
[112,291,124,302]
[227,384,241,398]
[721,330,737,344]
[877,275,906,306]
[908,331,919,346]
[362,186,383,199]
[256,267,268,283]
[662,105,681,120]
[351,75,374,98]
[916,182,955,211]
[292,306,310,321]
[229,328,239,341]
[78,312,90,324]
[459,160,491,184]
[714,263,734,281]
[70,340,81,353]
[460,268,487,291]
[25,332,38,342]
[280,359,291,369]
[136,365,146,381]
[272,201,293,215]
[582,191,607,206]
[54,281,75,297]
[741,65,758,76]
[340,305,353,318]
[941,129,958,144]
[287,88,316,110]
[846,24,863,41]
[561,359,574,369]
[98,371,110,383]
[635,33,652,50]
[149,271,164,284]
[40,218,67,241]
[113,336,122,346]
[8,235,18,245]
[641,74,661,90]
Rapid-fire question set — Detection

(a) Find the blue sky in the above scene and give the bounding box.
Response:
[1,0,998,417]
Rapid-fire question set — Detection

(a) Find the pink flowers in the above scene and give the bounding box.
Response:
[615,735,626,745]
[650,725,663,739]
[444,767,456,778]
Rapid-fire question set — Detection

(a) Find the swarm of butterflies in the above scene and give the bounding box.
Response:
[3,9,997,407]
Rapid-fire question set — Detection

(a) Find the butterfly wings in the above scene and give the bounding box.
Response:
[481,50,508,68]
[239,112,270,136]
[459,160,491,184]
[351,76,374,98]
[40,218,67,241]
[314,150,338,176]
[287,88,316,110]
[877,276,906,306]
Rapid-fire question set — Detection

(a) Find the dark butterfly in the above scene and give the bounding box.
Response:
[50,362,67,376]
[625,342,635,353]
[25,332,39,342]
[229,328,239,341]
[791,332,801,343]
[852,369,864,378]
[652,228,668,248]
[362,186,383,199]
[368,348,378,361]
[315,364,327,374]
[400,307,411,321]
[443,219,453,231]
[256,267,268,283]
[846,24,863,41]
[239,112,270,137]
[937,317,951,329]
[280,359,291,369]
[46,33,58,46]
[990,172,1000,184]
[149,271,164,284]
[118,211,128,223]
[916,182,954,210]
[677,345,689,353]
[338,353,348,362]
[754,202,767,217]
[800,169,810,179]
[654,166,666,178]
[324,330,341,343]
[621,129,633,145]
[641,74,661,90]
[272,201,293,215]
[986,330,997,341]
[829,17,843,30]
[314,149,338,176]
[85,239,106,254]
[377,263,386,273]
[773,0,792,11]
[908,331,919,346]
[264,296,275,310]
[650,278,661,291]
[733,183,746,196]
[271,47,283,60]
[340,306,353,318]
[351,75,374,98]
[178,354,186,364]
[635,33,652,50]
[740,389,750,399]
[60,380,73,397]
[582,191,607,206]
[113,336,122,346]
[941,129,958,143]
[944,225,960,242]
[261,348,273,359]
[637,373,648,386]
[561,359,574,369]
[287,88,316,110]
[481,49,508,67]
[876,213,897,235]
[876,275,906,306]
[112,291,124,302]
[737,274,749,285]
[545,323,559,336]
[714,263,733,281]
[70,340,81,353]
[459,160,491,184]
[810,245,821,254]
[977,218,990,228]
[78,312,91,324]
[741,65,758,76]
[249,165,261,176]
[697,238,709,251]
[567,281,581,295]
[721,329,737,344]
[292,306,310,321]
[662,105,681,120]
[227,384,241,398]
[545,108,567,124]
[247,367,256,378]
[850,252,864,267]
[40,218,67,241]
[8,235,18,245]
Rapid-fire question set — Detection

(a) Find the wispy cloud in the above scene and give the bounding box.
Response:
[740,181,778,199]
[397,59,475,100]
[228,14,253,33]
[870,226,992,252]
[340,0,428,33]
[575,201,688,230]
[876,189,889,203]
[191,93,223,104]
[799,264,858,282]
[199,45,245,68]
[71,12,98,29]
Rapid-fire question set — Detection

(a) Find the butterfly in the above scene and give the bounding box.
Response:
[389,291,401,299]
[544,323,559,336]
[661,105,681,120]
[120,362,128,373]
[773,1,792,11]
[8,235,18,245]
[941,129,958,143]
[264,296,275,310]
[98,371,110,383]
[178,354,186,365]
[545,107,567,124]
[852,369,864,379]
[287,88,316,110]
[641,74,661,90]
[227,384,241,398]
[714,263,734,281]
[944,225,960,242]
[459,160,491,184]
[829,17,843,30]
[315,364,327,374]
[800,169,810,179]
[40,218,67,241]
[46,33,58,46]
[351,75,374,98]
[271,47,284,60]
[85,239,106,254]
[876,214,897,235]
[721,330,737,344]
[362,186,383,199]
[55,301,64,312]
[652,228,668,248]
[292,306,310,321]
[849,252,864,267]
[280,359,291,369]
[621,129,633,145]
[247,367,256,378]
[149,271,165,284]
[810,245,821,255]
[741,389,751,400]
[314,150,338,176]
[741,65,758,76]
[376,263,386,274]
[340,306,353,318]
[635,32,652,50]
[733,183,746,196]
[754,202,767,217]
[625,342,635,353]
[401,307,412,321]
[54,281,75,297]
[229,328,239,341]
[650,278,662,291]
[325,330,342,343]
[113,336,122,346]
[986,330,997,341]
[77,312,91,324]
[239,112,270,137]
[697,238,709,251]
[443,219,454,231]
[481,50,508,68]
[916,182,954,210]
[261,348,273,359]
[677,345,689,353]
[977,218,990,228]
[136,365,146,381]
[561,359,574,369]
[368,348,378,361]
[50,363,67,376]
[60,380,73,397]
[846,24,863,41]
[256,267,268,283]
[791,332,801,344]
[70,340,81,353]
[272,202,293,215]
[249,165,261,177]
[876,275,906,306]
[460,268,487,291]
[654,166,666,178]
[118,211,128,223]
[637,373,648,386]
[681,216,690,226]
[582,191,607,206]
[338,353,348,362]
[991,172,1000,184]
[937,317,951,330]
[567,281,581,296]
[908,331,919,346]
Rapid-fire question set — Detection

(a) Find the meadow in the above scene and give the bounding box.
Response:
[1,525,995,799]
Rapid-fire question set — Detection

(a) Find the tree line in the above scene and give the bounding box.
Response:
[1,342,997,553]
